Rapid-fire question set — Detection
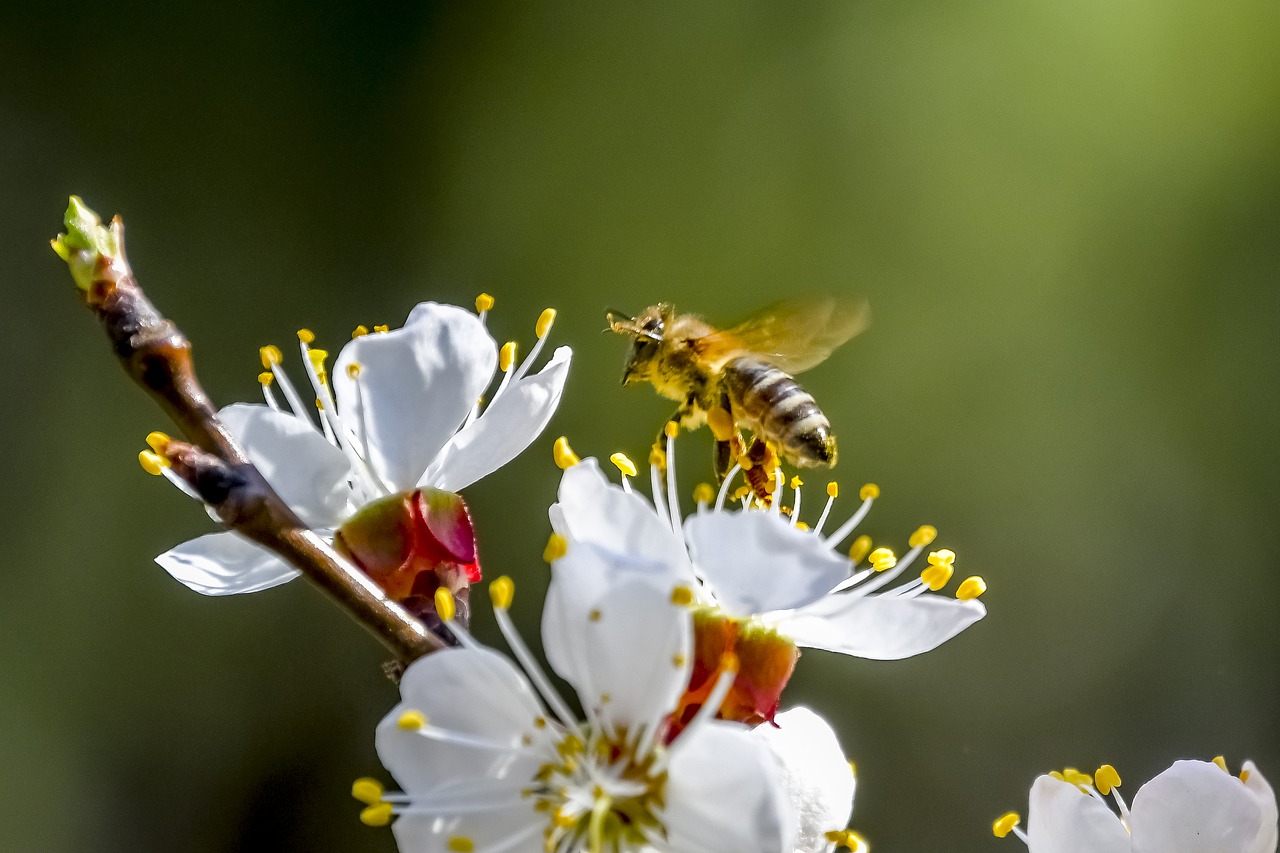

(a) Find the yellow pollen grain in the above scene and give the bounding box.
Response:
[307,347,328,367]
[1242,769,1253,783]
[693,482,715,504]
[869,547,896,571]
[489,576,515,610]
[475,293,495,313]
[346,362,361,378]
[849,535,873,563]
[351,777,384,805]
[957,576,987,600]
[707,407,735,441]
[536,307,557,338]
[928,549,956,567]
[138,451,168,476]
[1095,764,1121,795]
[1214,755,1229,773]
[650,445,667,469]
[992,812,1020,838]
[664,420,680,439]
[447,837,476,852]
[258,371,274,386]
[795,521,810,530]
[610,452,638,478]
[670,585,695,607]
[372,324,388,333]
[145,431,171,453]
[672,654,686,668]
[909,525,938,548]
[434,588,457,623]
[827,481,839,498]
[790,475,803,489]
[553,436,579,469]
[588,609,602,622]
[360,802,393,827]
[921,563,953,591]
[500,341,518,372]
[543,533,568,563]
[297,328,315,344]
[351,324,369,338]
[534,716,547,729]
[397,709,427,730]
[859,483,880,500]
[259,345,282,369]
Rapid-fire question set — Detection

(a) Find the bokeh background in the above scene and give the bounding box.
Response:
[3,2,1278,851]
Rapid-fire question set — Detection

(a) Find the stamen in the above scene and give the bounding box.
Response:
[138,450,168,476]
[500,341,517,372]
[536,308,556,339]
[1213,755,1229,773]
[544,533,568,563]
[351,324,369,338]
[992,812,1021,839]
[692,482,715,508]
[790,476,803,526]
[849,535,873,564]
[351,777,384,805]
[261,346,310,419]
[664,424,681,534]
[610,452,638,479]
[956,576,987,600]
[373,324,390,333]
[909,525,937,548]
[814,482,838,533]
[824,489,878,549]
[714,464,742,511]
[475,292,495,315]
[145,431,171,453]
[360,802,394,826]
[297,328,316,345]
[258,372,281,410]
[490,576,579,732]
[553,437,579,470]
[435,588,457,623]
[659,654,739,770]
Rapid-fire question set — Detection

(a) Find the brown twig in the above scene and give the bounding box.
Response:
[55,200,444,662]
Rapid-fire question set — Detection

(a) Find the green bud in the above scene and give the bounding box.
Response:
[51,195,121,291]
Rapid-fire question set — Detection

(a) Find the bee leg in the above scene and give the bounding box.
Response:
[742,437,780,506]
[713,438,734,484]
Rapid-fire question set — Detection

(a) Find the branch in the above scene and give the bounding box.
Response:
[53,197,444,662]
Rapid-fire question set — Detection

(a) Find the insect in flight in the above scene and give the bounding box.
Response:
[608,296,869,494]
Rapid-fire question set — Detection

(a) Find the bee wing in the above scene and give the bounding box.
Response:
[693,296,870,373]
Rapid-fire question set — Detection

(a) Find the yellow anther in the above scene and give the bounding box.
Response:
[909,525,937,548]
[434,588,456,623]
[790,475,803,489]
[373,324,390,333]
[258,371,274,386]
[500,341,518,372]
[1095,764,1121,795]
[475,293,495,313]
[670,585,695,607]
[650,445,667,469]
[796,521,810,530]
[1241,769,1253,783]
[588,609,602,622]
[672,654,686,668]
[693,482,715,504]
[736,451,754,471]
[869,547,897,572]
[315,397,325,410]
[297,328,315,344]
[956,576,988,600]
[1213,755,1229,773]
[543,533,568,563]
[145,431,171,453]
[346,362,362,379]
[827,481,839,499]
[536,307,557,339]
[259,345,282,369]
[928,549,956,567]
[489,576,515,610]
[553,436,579,469]
[992,812,1021,838]
[610,453,638,478]
[707,407,735,441]
[307,348,328,368]
[732,485,753,501]
[351,324,369,338]
[859,483,880,500]
[359,802,393,827]
[447,838,476,853]
[920,562,954,591]
[351,777,384,805]
[849,535,873,563]
[397,709,427,730]
[848,760,858,777]
[1055,768,1093,789]
[664,420,680,439]
[138,451,168,476]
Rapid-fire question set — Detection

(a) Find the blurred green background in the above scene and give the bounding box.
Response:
[3,1,1278,850]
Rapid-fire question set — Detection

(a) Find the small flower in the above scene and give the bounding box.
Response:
[150,299,571,598]
[355,547,852,853]
[993,757,1277,853]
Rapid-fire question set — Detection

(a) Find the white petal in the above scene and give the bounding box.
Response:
[665,720,797,853]
[1131,760,1265,853]
[333,303,497,493]
[684,511,851,618]
[377,647,547,797]
[155,532,299,595]
[392,808,543,853]
[423,346,572,491]
[755,707,855,853]
[220,403,353,527]
[550,458,690,571]
[541,540,692,733]
[775,594,985,660]
[1243,761,1278,853]
[1026,775,1130,853]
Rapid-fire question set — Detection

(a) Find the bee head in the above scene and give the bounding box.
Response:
[607,304,669,386]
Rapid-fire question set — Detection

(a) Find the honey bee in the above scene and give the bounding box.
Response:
[608,297,869,479]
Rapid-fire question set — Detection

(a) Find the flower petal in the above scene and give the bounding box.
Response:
[423,345,572,492]
[755,707,855,853]
[377,647,547,797]
[392,808,543,853]
[665,720,797,853]
[220,403,353,527]
[1027,775,1130,853]
[774,594,985,660]
[541,539,692,734]
[550,458,690,572]
[684,510,852,618]
[1243,761,1278,853]
[1131,760,1265,853]
[155,532,299,595]
[333,303,497,493]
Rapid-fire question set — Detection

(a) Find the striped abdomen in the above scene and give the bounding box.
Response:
[722,357,837,468]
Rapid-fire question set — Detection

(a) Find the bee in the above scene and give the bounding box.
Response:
[608,297,869,481]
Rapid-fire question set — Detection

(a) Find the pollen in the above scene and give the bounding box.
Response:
[434,588,457,623]
[373,324,390,333]
[489,576,515,610]
[1094,764,1121,795]
[138,451,168,476]
[693,482,715,504]
[909,525,937,548]
[920,562,953,591]
[500,341,518,372]
[673,654,686,668]
[670,585,695,607]
[297,328,315,344]
[956,576,987,600]
[475,292,495,313]
[145,431,171,453]
[869,547,897,572]
[536,307,557,339]
[928,549,956,568]
[351,324,369,338]
[258,371,274,386]
[992,812,1021,838]
[859,483,880,500]
[259,345,283,369]
[610,452,638,478]
[447,838,476,853]
[543,533,568,563]
[588,610,602,622]
[827,481,839,498]
[650,445,667,469]
[795,521,810,530]
[553,436,579,469]
[350,777,384,805]
[307,348,328,369]
[397,709,427,730]
[664,420,680,439]
[1214,755,1229,773]
[707,407,735,441]
[789,475,803,489]
[849,535,873,563]
[359,802,393,827]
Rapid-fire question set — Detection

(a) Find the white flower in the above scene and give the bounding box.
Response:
[994,758,1278,853]
[548,430,986,664]
[354,543,855,853]
[151,298,571,595]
